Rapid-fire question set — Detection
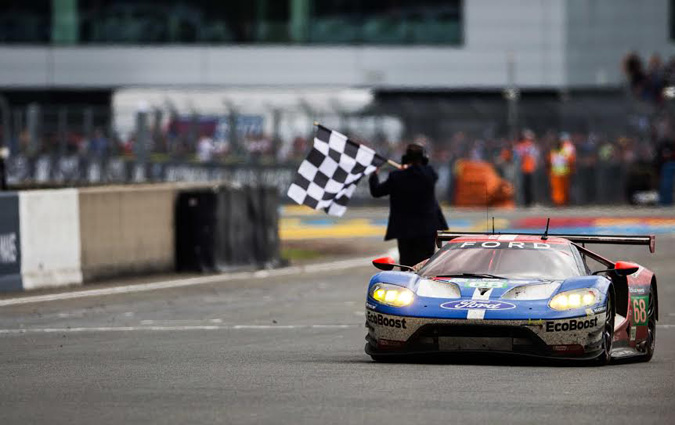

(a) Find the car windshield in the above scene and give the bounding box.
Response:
[419,240,582,280]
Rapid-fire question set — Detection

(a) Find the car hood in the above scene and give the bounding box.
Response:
[419,276,560,299]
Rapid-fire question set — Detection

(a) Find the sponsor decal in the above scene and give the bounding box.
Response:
[366,311,407,329]
[545,317,599,332]
[631,295,649,326]
[630,326,637,341]
[440,300,516,311]
[464,281,508,289]
[527,318,544,326]
[0,232,18,264]
[629,286,647,295]
[365,302,377,310]
[457,241,551,250]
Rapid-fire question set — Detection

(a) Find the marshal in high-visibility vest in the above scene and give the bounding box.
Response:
[548,136,576,206]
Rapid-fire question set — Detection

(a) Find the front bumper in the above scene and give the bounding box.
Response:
[365,310,606,359]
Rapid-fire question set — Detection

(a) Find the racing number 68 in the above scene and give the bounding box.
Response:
[632,296,647,326]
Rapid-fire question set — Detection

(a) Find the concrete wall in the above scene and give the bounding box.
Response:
[19,189,82,290]
[78,185,176,281]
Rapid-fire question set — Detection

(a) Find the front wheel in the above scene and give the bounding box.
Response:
[595,293,615,365]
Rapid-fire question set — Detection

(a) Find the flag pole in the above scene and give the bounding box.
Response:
[313,122,403,170]
[386,159,403,170]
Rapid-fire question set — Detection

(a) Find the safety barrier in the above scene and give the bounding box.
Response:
[0,192,21,292]
[79,185,176,281]
[175,185,281,272]
[0,183,280,292]
[19,189,83,290]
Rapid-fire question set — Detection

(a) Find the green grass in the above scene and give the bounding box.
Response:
[281,247,324,261]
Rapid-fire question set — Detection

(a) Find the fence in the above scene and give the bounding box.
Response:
[1,91,671,205]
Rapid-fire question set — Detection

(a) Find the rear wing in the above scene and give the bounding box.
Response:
[436,231,656,254]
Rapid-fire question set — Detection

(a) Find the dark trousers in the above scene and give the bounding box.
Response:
[522,172,534,206]
[397,235,436,267]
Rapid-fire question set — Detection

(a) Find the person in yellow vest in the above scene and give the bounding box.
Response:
[548,134,575,206]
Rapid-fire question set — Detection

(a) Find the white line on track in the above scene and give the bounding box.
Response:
[0,324,361,335]
[657,324,675,329]
[0,257,370,307]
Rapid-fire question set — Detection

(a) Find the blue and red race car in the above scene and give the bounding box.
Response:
[365,231,657,364]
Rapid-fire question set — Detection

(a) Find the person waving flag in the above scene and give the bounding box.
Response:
[287,124,394,217]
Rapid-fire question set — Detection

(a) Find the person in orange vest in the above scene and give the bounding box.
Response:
[548,133,576,206]
[514,129,539,206]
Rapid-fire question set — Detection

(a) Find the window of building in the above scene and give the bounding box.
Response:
[0,0,463,45]
[0,0,51,43]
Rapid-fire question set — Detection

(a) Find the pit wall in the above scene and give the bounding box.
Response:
[0,184,279,292]
[78,185,176,281]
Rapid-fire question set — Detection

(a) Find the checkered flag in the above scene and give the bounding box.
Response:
[287,125,387,216]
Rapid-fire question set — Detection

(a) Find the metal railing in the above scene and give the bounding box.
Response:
[0,93,670,206]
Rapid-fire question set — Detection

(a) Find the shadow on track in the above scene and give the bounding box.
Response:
[314,352,631,368]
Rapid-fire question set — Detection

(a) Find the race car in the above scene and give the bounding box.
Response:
[365,231,658,364]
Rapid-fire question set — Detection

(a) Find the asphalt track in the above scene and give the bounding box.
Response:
[2,211,675,424]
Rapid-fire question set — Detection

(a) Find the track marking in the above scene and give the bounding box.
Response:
[657,324,675,329]
[0,324,361,335]
[0,257,372,308]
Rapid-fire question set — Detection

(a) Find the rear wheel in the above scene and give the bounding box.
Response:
[595,293,615,365]
[641,285,656,362]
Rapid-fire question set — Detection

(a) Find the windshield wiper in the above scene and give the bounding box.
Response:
[431,273,508,280]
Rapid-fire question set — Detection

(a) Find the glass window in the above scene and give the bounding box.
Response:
[0,0,50,43]
[309,0,463,44]
[420,240,582,281]
[0,0,462,45]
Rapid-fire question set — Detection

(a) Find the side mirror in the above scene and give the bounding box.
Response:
[613,261,640,276]
[593,261,640,277]
[372,256,414,272]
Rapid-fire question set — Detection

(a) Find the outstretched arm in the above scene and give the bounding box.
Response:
[369,169,391,198]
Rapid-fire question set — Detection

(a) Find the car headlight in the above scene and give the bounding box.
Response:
[370,283,415,307]
[549,289,599,311]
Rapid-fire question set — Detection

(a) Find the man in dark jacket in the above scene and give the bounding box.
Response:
[369,144,448,266]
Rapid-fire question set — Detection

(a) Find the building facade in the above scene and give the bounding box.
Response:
[0,0,673,90]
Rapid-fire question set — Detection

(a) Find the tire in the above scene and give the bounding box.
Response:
[641,284,657,362]
[595,292,615,366]
[370,354,396,363]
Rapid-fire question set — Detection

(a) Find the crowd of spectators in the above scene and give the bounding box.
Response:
[623,52,675,107]
[3,52,674,203]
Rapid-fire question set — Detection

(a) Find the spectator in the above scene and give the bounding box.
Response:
[196,133,215,162]
[647,54,665,104]
[514,129,539,206]
[623,52,648,100]
[547,135,575,206]
[88,128,109,158]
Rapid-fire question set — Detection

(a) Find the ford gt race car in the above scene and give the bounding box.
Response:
[365,231,658,364]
